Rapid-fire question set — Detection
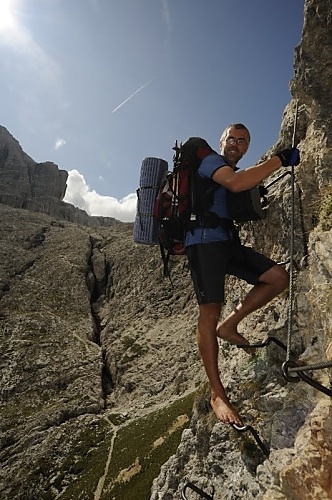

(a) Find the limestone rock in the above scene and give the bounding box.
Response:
[0,0,332,498]
[150,0,332,498]
[0,125,121,227]
[0,125,67,202]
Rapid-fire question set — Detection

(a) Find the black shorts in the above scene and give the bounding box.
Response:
[186,241,276,304]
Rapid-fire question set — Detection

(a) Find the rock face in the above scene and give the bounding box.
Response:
[0,0,331,499]
[0,126,120,227]
[150,0,332,498]
[0,125,67,205]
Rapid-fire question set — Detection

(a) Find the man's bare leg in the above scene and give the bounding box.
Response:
[217,265,289,344]
[197,302,243,426]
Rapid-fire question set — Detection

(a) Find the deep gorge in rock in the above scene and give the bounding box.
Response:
[1,0,331,498]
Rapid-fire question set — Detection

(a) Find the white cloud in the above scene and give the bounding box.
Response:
[63,169,137,223]
[54,138,66,150]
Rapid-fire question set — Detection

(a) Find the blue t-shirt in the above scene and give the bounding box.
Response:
[185,153,232,246]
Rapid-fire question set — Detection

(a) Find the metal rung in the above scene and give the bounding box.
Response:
[237,337,332,398]
[231,424,270,456]
[182,482,214,500]
[236,336,287,351]
[287,360,332,373]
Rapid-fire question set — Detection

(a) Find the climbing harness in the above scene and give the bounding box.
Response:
[238,100,332,396]
[182,482,214,500]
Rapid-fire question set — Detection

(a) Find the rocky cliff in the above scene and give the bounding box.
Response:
[0,125,120,228]
[0,125,67,207]
[150,0,332,498]
[0,0,331,499]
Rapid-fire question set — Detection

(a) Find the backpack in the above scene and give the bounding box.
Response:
[153,137,224,277]
[152,137,268,278]
[227,186,267,222]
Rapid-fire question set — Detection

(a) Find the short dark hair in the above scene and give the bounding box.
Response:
[220,123,251,143]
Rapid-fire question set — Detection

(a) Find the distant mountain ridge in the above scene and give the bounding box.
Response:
[0,125,122,227]
[0,0,332,498]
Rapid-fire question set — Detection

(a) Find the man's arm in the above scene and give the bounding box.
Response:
[212,156,282,193]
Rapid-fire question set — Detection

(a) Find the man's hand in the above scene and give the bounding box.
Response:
[276,147,300,167]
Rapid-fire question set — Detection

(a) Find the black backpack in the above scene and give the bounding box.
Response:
[153,137,268,277]
[153,138,222,276]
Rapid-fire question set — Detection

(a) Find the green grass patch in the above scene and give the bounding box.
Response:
[47,418,115,500]
[318,182,332,231]
[0,393,54,430]
[7,392,196,500]
[100,391,196,500]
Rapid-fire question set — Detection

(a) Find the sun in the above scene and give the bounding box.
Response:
[0,0,17,32]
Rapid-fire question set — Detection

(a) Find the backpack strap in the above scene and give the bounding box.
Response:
[161,215,241,281]
[187,213,242,249]
[159,242,172,281]
[187,212,236,231]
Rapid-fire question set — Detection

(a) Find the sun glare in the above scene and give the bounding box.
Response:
[0,0,17,32]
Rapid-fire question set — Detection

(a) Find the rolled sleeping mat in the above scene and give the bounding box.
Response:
[133,157,168,245]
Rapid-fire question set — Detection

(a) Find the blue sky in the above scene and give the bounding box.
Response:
[0,0,304,222]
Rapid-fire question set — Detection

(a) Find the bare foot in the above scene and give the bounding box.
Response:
[217,324,256,355]
[217,324,249,346]
[210,395,243,426]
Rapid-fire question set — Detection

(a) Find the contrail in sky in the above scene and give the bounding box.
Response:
[111,78,154,114]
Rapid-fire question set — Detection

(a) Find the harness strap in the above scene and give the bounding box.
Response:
[187,214,241,245]
[159,242,172,281]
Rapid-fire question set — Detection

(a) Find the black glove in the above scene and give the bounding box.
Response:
[275,147,300,167]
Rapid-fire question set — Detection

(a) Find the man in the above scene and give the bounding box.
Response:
[185,123,299,426]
